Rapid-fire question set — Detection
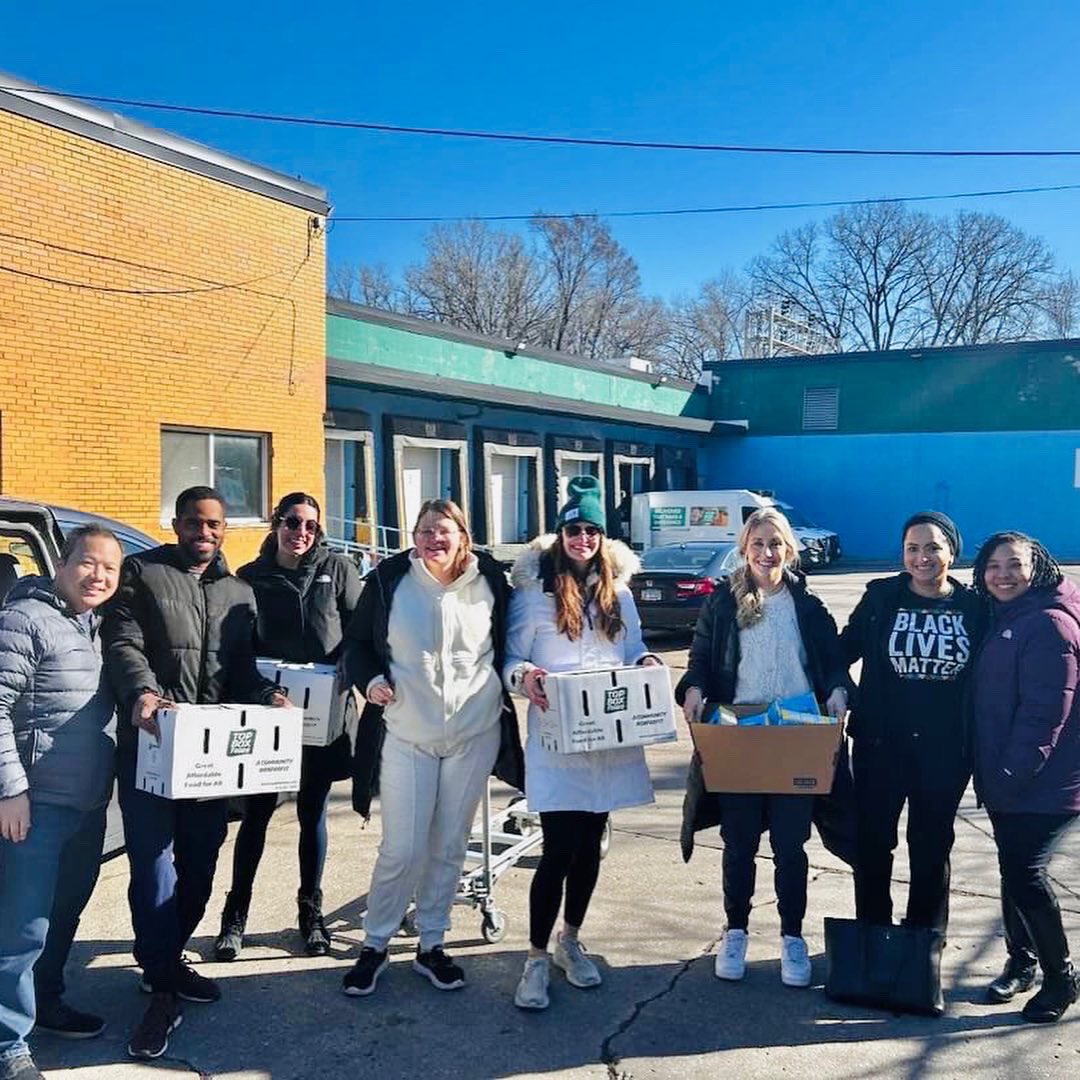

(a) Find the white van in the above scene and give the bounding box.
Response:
[629,489,841,568]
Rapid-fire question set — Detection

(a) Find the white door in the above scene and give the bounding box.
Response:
[489,452,521,544]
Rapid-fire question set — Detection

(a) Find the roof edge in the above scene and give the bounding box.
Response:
[0,72,330,215]
[326,297,698,391]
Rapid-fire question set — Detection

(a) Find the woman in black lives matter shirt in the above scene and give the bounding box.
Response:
[840,511,986,934]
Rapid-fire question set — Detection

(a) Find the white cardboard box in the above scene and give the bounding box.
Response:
[136,704,303,799]
[256,659,339,747]
[538,664,677,754]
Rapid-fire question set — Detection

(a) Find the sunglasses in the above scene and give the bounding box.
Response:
[563,524,602,538]
[282,515,318,534]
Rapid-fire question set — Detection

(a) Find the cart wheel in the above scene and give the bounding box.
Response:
[481,909,507,943]
[599,819,612,860]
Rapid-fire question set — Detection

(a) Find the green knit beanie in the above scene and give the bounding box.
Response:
[557,475,606,532]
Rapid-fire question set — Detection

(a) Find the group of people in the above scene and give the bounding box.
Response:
[679,507,1080,1026]
[0,479,1077,1080]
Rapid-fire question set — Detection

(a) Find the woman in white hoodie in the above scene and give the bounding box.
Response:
[505,476,661,1010]
[341,499,511,998]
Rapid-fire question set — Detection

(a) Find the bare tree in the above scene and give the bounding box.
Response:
[1041,272,1080,338]
[751,203,937,352]
[328,261,407,310]
[657,274,752,378]
[923,212,1055,345]
[403,221,550,340]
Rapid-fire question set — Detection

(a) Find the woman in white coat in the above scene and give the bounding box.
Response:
[505,476,661,1010]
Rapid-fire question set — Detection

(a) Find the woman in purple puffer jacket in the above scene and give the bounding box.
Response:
[972,531,1080,1024]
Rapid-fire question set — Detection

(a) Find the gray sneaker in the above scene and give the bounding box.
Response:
[514,956,551,1010]
[553,934,602,988]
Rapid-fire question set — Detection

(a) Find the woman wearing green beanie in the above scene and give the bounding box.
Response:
[504,475,663,1010]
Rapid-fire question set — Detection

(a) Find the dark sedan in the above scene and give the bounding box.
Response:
[630,542,741,633]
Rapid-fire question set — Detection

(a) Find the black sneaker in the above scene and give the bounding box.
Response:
[1,1055,45,1079]
[128,992,183,1060]
[34,999,106,1039]
[342,947,389,997]
[413,946,465,990]
[141,958,222,1003]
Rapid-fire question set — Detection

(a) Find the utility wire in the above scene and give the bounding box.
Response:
[332,182,1080,224]
[3,84,1080,158]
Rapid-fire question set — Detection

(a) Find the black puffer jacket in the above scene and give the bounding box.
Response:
[344,548,525,817]
[676,569,850,861]
[103,545,277,751]
[238,542,362,665]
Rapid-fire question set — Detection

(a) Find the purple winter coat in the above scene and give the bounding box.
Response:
[973,579,1080,814]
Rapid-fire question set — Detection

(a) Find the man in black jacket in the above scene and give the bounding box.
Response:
[104,487,283,1061]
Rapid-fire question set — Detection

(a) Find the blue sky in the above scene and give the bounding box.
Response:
[5,1,1079,299]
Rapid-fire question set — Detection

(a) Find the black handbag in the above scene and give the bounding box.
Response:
[824,917,945,1017]
[812,738,857,867]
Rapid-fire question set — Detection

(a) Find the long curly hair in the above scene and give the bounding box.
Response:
[729,507,801,629]
[548,534,624,643]
[971,531,1064,599]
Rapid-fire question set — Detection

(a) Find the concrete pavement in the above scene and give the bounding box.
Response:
[30,571,1080,1079]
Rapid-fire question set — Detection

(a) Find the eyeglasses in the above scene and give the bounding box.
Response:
[282,515,318,533]
[417,527,459,540]
[564,524,602,538]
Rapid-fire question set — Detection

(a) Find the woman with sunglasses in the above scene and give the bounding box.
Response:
[505,476,662,1011]
[213,493,362,961]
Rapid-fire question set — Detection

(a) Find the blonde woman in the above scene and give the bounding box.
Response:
[341,499,519,997]
[678,508,848,988]
[505,476,662,1011]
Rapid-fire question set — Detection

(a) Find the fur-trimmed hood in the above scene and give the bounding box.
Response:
[509,535,640,591]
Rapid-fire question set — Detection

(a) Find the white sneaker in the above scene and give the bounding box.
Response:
[554,934,602,988]
[514,956,551,1010]
[780,935,812,987]
[714,929,748,981]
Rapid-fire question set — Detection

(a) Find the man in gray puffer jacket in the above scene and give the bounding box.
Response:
[0,525,124,1080]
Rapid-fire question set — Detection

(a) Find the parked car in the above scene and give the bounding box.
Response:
[47,504,159,557]
[629,541,741,633]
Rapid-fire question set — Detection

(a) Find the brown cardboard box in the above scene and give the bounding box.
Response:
[689,705,842,795]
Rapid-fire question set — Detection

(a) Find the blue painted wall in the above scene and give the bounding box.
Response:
[702,431,1080,561]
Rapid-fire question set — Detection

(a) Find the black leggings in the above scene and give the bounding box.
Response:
[529,811,608,950]
[228,749,336,907]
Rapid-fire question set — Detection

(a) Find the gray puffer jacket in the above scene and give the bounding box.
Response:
[0,577,116,812]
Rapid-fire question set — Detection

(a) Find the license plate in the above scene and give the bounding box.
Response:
[641,588,662,602]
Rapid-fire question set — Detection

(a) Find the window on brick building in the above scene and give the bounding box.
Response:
[160,428,267,524]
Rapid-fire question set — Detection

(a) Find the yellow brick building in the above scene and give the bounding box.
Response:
[0,75,329,564]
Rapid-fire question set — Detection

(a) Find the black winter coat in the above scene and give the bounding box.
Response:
[344,549,525,817]
[839,572,986,745]
[238,542,362,665]
[677,570,850,861]
[103,545,277,751]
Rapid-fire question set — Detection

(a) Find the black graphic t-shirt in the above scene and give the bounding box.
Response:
[883,589,971,737]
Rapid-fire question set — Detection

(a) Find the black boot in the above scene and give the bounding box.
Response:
[298,890,331,956]
[1019,901,1080,1023]
[987,893,1037,1003]
[213,892,248,962]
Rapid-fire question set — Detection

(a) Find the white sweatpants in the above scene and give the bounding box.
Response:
[363,723,501,952]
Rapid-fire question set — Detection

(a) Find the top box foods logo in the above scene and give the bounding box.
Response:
[604,687,628,713]
[227,729,257,757]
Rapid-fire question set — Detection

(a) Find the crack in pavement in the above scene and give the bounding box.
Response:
[597,876,817,1076]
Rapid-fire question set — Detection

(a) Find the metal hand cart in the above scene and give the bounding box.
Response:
[399,784,612,943]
